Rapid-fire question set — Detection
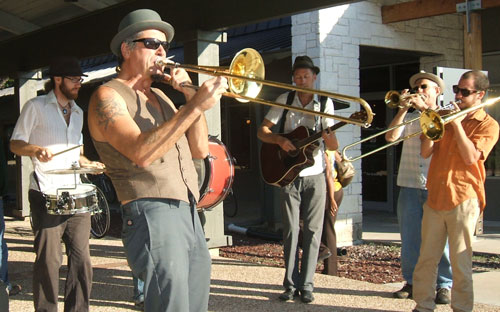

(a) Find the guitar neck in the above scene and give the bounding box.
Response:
[295,122,346,149]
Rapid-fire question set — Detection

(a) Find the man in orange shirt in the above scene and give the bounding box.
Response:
[413,70,499,312]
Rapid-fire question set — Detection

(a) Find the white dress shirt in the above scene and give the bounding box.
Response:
[11,91,83,193]
[264,92,335,177]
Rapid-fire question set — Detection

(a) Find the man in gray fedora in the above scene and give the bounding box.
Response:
[88,9,228,311]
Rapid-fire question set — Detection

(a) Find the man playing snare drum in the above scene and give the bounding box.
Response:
[10,56,102,312]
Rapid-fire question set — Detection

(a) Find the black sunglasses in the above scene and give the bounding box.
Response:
[452,85,478,97]
[411,84,429,92]
[133,38,170,51]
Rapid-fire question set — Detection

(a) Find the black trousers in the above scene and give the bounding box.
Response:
[321,188,343,275]
[29,190,92,312]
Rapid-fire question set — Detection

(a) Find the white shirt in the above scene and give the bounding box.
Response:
[396,110,431,189]
[264,92,335,177]
[11,91,84,193]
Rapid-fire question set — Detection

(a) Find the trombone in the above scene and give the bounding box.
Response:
[156,48,373,128]
[342,96,500,162]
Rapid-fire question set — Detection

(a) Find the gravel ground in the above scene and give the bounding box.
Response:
[5,215,500,312]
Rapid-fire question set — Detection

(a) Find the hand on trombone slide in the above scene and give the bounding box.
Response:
[438,100,461,116]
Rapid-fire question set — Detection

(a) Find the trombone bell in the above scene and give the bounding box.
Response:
[420,110,445,141]
[229,48,265,103]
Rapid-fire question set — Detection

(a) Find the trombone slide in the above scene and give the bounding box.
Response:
[154,48,374,128]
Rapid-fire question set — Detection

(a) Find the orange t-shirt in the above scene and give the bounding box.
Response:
[426,109,499,212]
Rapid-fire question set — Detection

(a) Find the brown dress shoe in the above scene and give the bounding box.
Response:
[317,247,332,263]
[393,283,412,299]
[435,288,450,304]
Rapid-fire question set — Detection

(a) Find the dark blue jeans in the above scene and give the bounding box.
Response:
[121,198,211,312]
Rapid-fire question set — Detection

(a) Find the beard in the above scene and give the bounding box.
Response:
[59,81,79,100]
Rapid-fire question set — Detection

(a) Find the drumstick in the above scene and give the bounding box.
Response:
[52,144,83,157]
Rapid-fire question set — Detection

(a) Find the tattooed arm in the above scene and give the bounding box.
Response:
[88,78,225,167]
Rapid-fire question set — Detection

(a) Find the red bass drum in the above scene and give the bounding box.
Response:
[194,136,234,211]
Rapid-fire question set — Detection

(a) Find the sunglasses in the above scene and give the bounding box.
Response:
[411,84,429,92]
[133,38,170,51]
[452,85,478,97]
[64,77,84,84]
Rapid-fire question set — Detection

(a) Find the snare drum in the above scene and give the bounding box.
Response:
[195,137,234,211]
[44,184,98,215]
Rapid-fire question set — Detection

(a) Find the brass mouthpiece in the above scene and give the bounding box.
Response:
[154,56,176,67]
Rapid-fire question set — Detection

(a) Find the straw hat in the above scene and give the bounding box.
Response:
[409,71,445,95]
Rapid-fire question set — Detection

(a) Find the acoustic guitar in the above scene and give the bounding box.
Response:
[260,112,365,187]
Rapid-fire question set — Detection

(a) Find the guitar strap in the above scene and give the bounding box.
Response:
[279,91,327,133]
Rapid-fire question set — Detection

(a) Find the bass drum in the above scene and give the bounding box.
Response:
[194,136,234,211]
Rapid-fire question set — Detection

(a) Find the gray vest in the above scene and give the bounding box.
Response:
[93,79,200,203]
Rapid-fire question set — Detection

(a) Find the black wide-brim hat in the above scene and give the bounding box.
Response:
[292,55,320,75]
[110,9,175,56]
[47,56,87,77]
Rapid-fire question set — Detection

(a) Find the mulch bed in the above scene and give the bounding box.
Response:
[104,212,500,285]
[219,232,500,284]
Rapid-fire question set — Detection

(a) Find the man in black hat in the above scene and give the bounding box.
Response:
[257,55,338,303]
[88,8,227,311]
[10,56,100,311]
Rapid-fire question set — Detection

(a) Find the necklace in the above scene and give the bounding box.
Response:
[58,102,70,115]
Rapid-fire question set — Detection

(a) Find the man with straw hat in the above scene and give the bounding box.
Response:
[385,71,453,304]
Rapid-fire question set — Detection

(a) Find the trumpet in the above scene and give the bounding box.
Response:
[384,90,428,109]
[155,48,374,128]
[342,97,500,162]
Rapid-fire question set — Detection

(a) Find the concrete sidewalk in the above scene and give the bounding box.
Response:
[362,210,500,308]
[4,213,500,311]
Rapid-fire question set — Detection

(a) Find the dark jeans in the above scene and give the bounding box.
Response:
[29,190,92,312]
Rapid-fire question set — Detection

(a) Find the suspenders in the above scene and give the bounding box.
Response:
[278,91,327,133]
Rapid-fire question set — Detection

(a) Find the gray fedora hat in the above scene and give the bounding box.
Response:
[110,9,175,56]
[409,70,445,95]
